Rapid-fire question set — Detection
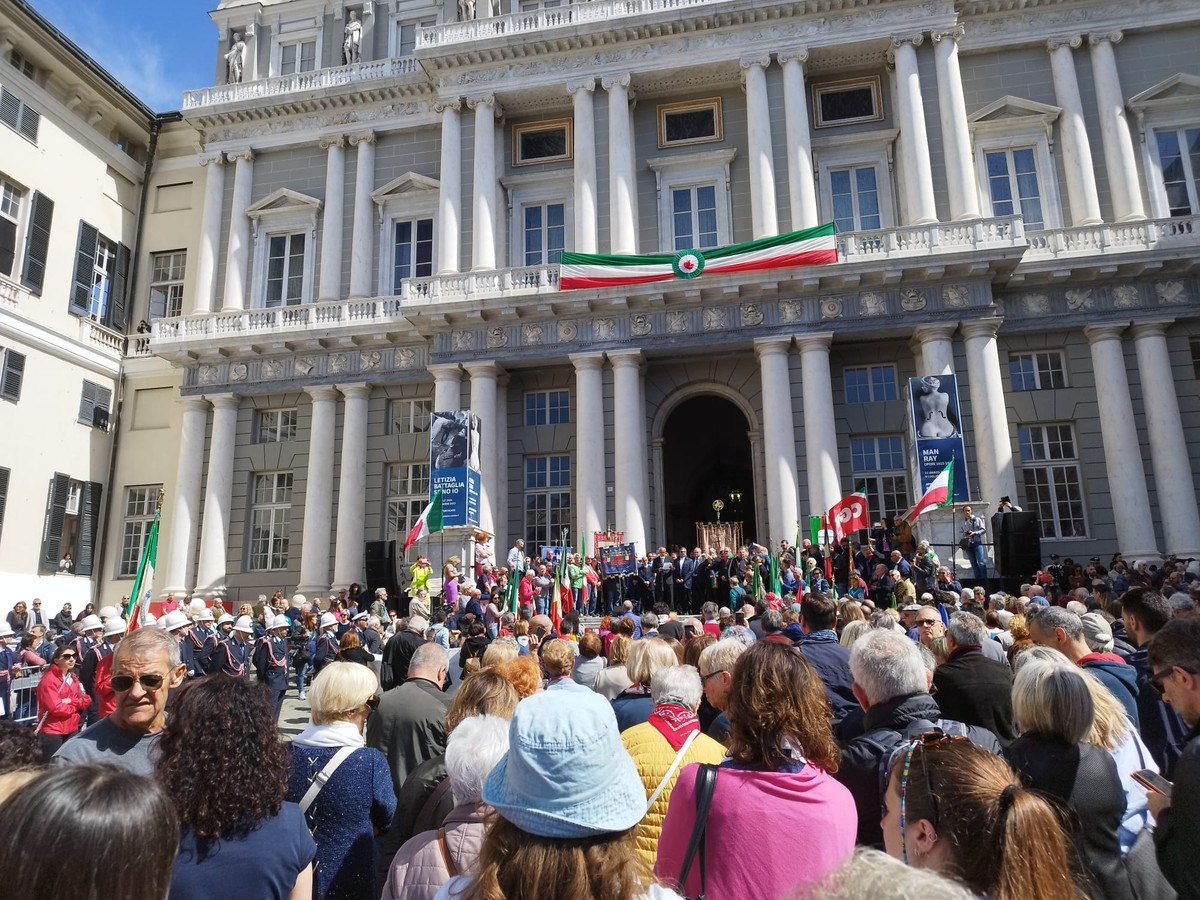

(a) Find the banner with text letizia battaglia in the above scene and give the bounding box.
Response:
[429,410,480,528]
[558,223,839,290]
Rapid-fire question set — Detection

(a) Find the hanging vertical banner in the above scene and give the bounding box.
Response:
[907,375,969,503]
[430,410,481,528]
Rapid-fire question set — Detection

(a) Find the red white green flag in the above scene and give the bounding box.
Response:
[559,223,838,290]
[403,490,444,554]
[902,460,955,523]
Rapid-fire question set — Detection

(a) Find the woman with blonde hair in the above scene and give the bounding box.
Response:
[592,634,633,700]
[838,619,869,649]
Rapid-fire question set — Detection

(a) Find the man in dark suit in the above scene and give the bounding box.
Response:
[931,611,1017,745]
[677,548,699,614]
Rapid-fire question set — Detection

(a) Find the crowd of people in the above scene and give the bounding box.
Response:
[0,544,1199,899]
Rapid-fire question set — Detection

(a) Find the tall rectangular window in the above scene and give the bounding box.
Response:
[1156,127,1200,217]
[70,222,128,330]
[0,177,22,278]
[248,472,293,571]
[40,474,101,575]
[984,148,1044,229]
[119,485,160,577]
[1009,351,1067,391]
[395,20,434,56]
[265,232,306,307]
[850,435,908,522]
[1018,424,1087,538]
[385,463,431,543]
[523,203,565,265]
[843,365,898,403]
[525,455,571,551]
[391,218,433,293]
[830,166,881,232]
[390,398,432,435]
[256,409,297,443]
[89,237,117,320]
[672,185,718,250]
[279,40,317,75]
[148,250,186,320]
[524,390,570,426]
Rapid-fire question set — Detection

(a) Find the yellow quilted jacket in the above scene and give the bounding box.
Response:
[621,721,727,871]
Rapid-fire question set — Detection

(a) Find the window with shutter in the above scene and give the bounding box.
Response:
[70,221,99,316]
[21,191,53,294]
[0,88,38,143]
[0,89,19,131]
[75,481,102,576]
[78,380,111,425]
[0,466,8,542]
[40,472,69,571]
[1,350,25,402]
[110,243,130,331]
[0,177,20,277]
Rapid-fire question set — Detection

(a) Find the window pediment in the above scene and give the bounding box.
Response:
[246,188,322,232]
[372,172,440,206]
[968,96,1061,150]
[1128,74,1200,136]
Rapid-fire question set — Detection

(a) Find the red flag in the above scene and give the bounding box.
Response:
[828,490,870,540]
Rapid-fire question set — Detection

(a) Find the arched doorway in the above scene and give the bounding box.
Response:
[661,395,758,549]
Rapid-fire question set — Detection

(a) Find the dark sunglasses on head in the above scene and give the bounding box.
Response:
[111,673,166,692]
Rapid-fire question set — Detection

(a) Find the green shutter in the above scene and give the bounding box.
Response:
[69,221,98,316]
[75,481,102,576]
[21,192,53,294]
[40,473,69,571]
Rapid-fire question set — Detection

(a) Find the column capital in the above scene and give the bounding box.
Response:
[348,130,376,146]
[206,393,241,411]
[226,148,255,163]
[890,32,925,48]
[960,318,1003,341]
[601,72,631,91]
[776,46,809,65]
[178,395,212,412]
[911,322,959,343]
[304,384,340,402]
[753,336,793,358]
[931,25,965,44]
[1046,35,1083,52]
[608,348,643,368]
[1130,319,1173,339]
[1087,30,1123,46]
[569,351,606,372]
[462,360,505,379]
[318,134,346,150]
[434,97,462,113]
[566,78,597,95]
[1083,322,1127,343]
[337,382,371,400]
[428,362,462,379]
[466,93,501,117]
[794,331,834,353]
[739,53,772,71]
[198,151,225,167]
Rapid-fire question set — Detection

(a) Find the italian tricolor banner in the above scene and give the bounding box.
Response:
[125,502,161,632]
[902,460,955,523]
[403,489,444,553]
[559,223,838,290]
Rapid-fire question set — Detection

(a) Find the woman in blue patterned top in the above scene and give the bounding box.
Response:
[287,661,397,900]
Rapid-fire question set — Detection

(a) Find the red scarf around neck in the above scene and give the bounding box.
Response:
[647,702,700,751]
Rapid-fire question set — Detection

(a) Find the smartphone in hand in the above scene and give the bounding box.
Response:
[1132,769,1173,797]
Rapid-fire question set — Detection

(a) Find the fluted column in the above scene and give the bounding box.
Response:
[1131,322,1200,556]
[797,333,841,517]
[910,323,958,376]
[741,55,778,239]
[163,397,209,596]
[194,395,240,598]
[193,153,225,315]
[568,80,599,254]
[961,319,1017,505]
[468,95,499,271]
[222,149,255,310]
[318,136,346,301]
[348,131,376,299]
[754,338,800,544]
[1084,325,1158,557]
[495,374,509,552]
[778,48,819,230]
[465,361,503,536]
[436,99,462,274]
[932,27,981,221]
[603,74,638,254]
[1088,32,1145,222]
[890,34,938,225]
[1048,37,1103,226]
[610,350,649,553]
[430,363,463,412]
[297,386,339,596]
[571,353,606,549]
[333,384,371,589]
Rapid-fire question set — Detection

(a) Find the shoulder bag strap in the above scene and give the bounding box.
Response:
[417,774,455,829]
[677,763,718,896]
[437,827,459,877]
[299,746,356,816]
[645,729,701,812]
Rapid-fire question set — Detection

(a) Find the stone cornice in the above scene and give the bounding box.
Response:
[959,0,1198,52]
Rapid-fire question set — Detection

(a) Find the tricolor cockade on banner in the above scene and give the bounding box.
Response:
[558,223,839,290]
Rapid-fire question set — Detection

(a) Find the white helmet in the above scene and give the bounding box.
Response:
[232,615,254,635]
[160,611,190,633]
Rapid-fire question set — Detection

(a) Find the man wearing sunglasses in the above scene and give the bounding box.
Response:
[52,626,185,775]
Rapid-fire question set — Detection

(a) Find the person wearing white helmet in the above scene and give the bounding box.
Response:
[217,616,255,678]
[254,615,291,718]
[314,612,340,675]
[189,607,220,676]
[80,617,125,727]
[97,606,121,623]
[160,612,198,680]
[71,614,105,666]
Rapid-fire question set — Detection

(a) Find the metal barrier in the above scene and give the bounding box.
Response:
[9,669,44,726]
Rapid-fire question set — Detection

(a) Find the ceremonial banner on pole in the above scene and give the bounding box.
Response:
[828,490,870,540]
[403,490,444,553]
[125,492,163,631]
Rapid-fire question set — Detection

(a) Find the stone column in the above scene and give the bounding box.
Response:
[571,353,606,548]
[162,397,209,596]
[1083,325,1159,557]
[297,386,338,596]
[603,74,638,254]
[961,319,1018,505]
[348,131,376,299]
[494,373,509,552]
[333,383,371,589]
[465,361,503,536]
[890,34,938,225]
[568,80,599,254]
[610,350,649,553]
[910,323,958,376]
[318,136,346,302]
[932,27,981,221]
[468,95,500,271]
[1131,321,1200,557]
[435,99,462,274]
[193,153,225,315]
[741,54,778,239]
[778,48,819,230]
[430,363,462,412]
[194,395,239,598]
[1088,32,1146,222]
[1048,37,1103,226]
[797,333,841,517]
[222,149,255,310]
[754,338,800,544]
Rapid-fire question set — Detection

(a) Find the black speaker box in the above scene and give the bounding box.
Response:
[991,512,1042,582]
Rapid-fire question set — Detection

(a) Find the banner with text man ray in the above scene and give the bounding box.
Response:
[907,375,969,504]
[430,410,481,528]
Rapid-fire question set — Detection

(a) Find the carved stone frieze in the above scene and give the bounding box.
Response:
[558,321,578,343]
[631,314,653,336]
[1156,280,1188,304]
[943,285,969,309]
[593,317,616,340]
[740,304,764,327]
[900,288,926,312]
[1112,284,1140,308]
[486,326,508,348]
[703,308,727,331]
[1021,293,1050,315]
[820,298,843,320]
[666,311,688,334]
[781,300,804,323]
[1065,288,1094,311]
[859,292,887,317]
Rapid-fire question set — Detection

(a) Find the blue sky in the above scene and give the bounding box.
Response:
[28,0,216,111]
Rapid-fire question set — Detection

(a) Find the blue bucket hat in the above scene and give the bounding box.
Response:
[482,689,646,838]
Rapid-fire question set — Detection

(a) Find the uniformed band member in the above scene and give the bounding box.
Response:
[189,607,219,675]
[254,614,291,718]
[71,615,104,674]
[215,613,236,642]
[160,611,196,679]
[313,612,340,674]
[217,616,254,677]
[352,610,381,654]
[80,617,124,726]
